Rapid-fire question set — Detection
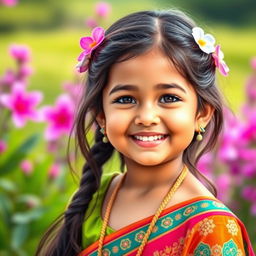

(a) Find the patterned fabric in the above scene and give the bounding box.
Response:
[79,173,255,256]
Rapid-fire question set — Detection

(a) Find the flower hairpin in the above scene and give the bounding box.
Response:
[76,26,105,73]
[192,27,229,76]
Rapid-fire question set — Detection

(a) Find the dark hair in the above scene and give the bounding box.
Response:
[36,9,225,255]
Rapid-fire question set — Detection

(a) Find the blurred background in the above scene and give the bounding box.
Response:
[0,0,255,255]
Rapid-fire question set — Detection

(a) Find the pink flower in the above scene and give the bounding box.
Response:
[0,69,16,87]
[85,17,98,29]
[62,81,83,104]
[216,173,231,202]
[244,72,256,104]
[48,163,61,179]
[76,27,105,73]
[1,0,18,6]
[19,65,33,79]
[0,83,43,127]
[0,140,7,154]
[250,203,256,216]
[242,186,255,201]
[212,44,229,76]
[40,94,75,141]
[251,57,256,70]
[196,152,214,180]
[9,44,31,63]
[20,159,34,175]
[95,2,111,18]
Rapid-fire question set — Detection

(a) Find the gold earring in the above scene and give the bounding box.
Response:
[100,127,109,143]
[196,125,205,141]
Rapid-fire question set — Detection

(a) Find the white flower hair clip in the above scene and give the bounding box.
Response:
[192,27,229,76]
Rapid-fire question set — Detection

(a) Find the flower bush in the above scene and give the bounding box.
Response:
[0,44,82,256]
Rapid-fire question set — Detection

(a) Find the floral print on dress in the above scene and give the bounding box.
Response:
[226,219,239,236]
[102,248,111,256]
[175,213,182,220]
[194,242,211,256]
[198,218,216,236]
[212,201,225,208]
[200,202,210,208]
[135,230,145,243]
[111,246,119,254]
[222,239,239,255]
[153,237,185,256]
[194,240,241,256]
[161,217,173,228]
[120,238,131,250]
[211,244,222,255]
[183,205,197,216]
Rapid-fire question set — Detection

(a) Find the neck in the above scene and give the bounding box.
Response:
[122,156,185,193]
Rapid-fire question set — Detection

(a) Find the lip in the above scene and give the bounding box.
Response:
[129,133,169,148]
[130,132,168,136]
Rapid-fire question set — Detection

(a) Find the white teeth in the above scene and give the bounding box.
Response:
[134,135,165,141]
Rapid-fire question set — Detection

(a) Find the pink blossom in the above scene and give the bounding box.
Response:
[95,2,111,18]
[0,83,43,127]
[196,152,214,180]
[0,140,7,154]
[62,81,83,104]
[85,17,98,29]
[251,57,256,70]
[244,75,256,103]
[0,69,16,88]
[1,0,18,6]
[9,44,30,63]
[212,44,229,76]
[40,94,75,141]
[48,163,61,179]
[20,159,34,175]
[250,203,256,216]
[216,173,231,202]
[240,162,256,178]
[19,65,33,79]
[242,186,255,201]
[77,27,105,73]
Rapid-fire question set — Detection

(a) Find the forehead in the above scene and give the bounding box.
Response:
[104,47,195,95]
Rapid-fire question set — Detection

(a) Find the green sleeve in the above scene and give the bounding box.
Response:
[82,171,120,249]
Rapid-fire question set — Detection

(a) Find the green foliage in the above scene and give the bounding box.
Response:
[159,0,256,26]
[0,134,39,176]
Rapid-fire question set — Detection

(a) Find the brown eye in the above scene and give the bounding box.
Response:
[160,94,181,103]
[113,96,136,104]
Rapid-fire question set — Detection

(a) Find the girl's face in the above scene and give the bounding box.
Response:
[97,48,205,166]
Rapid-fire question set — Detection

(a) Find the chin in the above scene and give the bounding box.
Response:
[134,158,165,166]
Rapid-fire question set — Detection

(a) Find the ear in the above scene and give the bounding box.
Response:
[96,111,106,128]
[195,103,215,131]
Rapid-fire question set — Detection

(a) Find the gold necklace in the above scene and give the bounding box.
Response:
[97,165,188,256]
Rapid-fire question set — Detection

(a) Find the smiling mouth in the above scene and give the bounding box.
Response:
[131,134,169,142]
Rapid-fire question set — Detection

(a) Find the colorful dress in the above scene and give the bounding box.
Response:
[79,172,255,256]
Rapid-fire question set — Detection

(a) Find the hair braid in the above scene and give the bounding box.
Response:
[35,128,114,256]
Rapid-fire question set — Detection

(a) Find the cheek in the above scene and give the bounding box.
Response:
[105,109,131,134]
[168,109,195,129]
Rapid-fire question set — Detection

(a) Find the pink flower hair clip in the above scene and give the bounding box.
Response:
[76,27,105,73]
[192,27,229,76]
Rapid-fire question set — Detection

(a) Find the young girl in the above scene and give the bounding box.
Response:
[36,9,255,256]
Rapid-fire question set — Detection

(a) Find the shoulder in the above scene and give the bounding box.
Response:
[183,203,250,255]
[100,171,121,188]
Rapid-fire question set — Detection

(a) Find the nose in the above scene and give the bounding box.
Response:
[134,103,160,126]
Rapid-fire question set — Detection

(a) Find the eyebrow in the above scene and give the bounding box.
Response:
[108,83,187,95]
